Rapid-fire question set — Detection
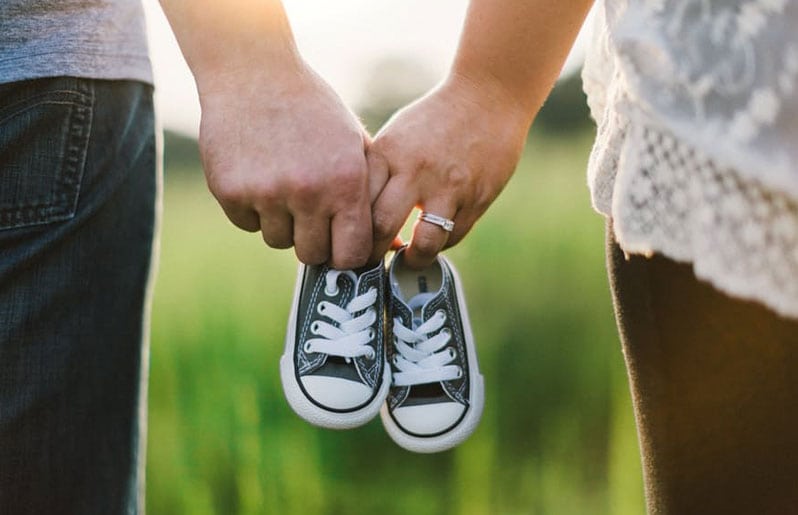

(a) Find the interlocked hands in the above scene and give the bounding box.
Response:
[199,62,531,270]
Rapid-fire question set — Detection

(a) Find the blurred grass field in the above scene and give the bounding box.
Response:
[146,128,646,515]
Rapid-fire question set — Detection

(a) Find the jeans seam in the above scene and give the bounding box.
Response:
[58,79,94,221]
[0,91,91,126]
[0,78,94,229]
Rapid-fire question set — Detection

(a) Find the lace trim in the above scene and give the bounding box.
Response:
[595,118,798,319]
[583,0,798,318]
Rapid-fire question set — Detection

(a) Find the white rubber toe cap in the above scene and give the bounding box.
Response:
[392,402,466,435]
[300,375,373,410]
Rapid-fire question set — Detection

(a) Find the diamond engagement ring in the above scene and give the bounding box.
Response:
[418,212,455,232]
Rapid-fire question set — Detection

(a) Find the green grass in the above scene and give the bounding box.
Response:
[146,130,645,515]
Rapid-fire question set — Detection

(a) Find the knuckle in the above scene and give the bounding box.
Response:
[471,195,491,215]
[335,162,366,186]
[289,171,323,200]
[445,165,472,192]
[253,179,282,206]
[413,153,432,174]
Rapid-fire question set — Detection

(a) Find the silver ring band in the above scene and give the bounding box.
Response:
[418,211,455,232]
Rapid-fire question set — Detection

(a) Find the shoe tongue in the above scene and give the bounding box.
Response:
[406,292,436,329]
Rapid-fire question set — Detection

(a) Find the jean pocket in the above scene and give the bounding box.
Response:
[0,79,93,230]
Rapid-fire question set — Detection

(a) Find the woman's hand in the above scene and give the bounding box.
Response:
[367,74,531,268]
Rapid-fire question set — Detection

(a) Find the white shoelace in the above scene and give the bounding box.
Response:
[392,293,461,387]
[303,270,378,360]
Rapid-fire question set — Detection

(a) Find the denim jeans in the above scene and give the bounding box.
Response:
[0,77,158,515]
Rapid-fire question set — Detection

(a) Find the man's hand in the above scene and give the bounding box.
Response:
[198,64,373,268]
[159,0,374,268]
[367,75,530,268]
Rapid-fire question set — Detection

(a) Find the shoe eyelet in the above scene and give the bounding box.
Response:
[311,322,320,334]
[303,342,313,353]
[324,284,340,296]
[392,355,399,366]
[448,347,457,359]
[436,310,446,321]
[367,348,376,360]
[441,328,451,338]
[368,328,376,339]
[317,302,327,314]
[455,366,463,379]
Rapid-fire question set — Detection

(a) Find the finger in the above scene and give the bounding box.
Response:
[370,177,417,264]
[366,147,391,204]
[259,209,294,249]
[405,204,457,269]
[219,203,260,232]
[292,212,332,266]
[330,199,372,269]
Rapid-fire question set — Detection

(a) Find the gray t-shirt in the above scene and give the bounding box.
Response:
[0,0,152,85]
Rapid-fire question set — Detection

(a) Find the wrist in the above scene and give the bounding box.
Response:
[194,45,306,99]
[440,70,533,138]
[160,0,307,98]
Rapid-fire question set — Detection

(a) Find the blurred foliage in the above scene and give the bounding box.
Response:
[356,56,593,136]
[356,56,438,132]
[163,130,202,177]
[534,72,593,135]
[146,125,645,514]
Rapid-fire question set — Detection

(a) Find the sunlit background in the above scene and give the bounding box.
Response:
[140,1,645,514]
[142,0,588,135]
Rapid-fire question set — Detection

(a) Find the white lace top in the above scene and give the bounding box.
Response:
[582,0,798,318]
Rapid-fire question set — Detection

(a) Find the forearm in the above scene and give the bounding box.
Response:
[159,0,303,95]
[159,0,374,268]
[449,0,594,123]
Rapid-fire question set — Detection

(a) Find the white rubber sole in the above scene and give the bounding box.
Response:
[280,264,390,430]
[380,255,485,453]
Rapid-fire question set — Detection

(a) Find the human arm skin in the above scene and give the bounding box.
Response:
[159,0,374,269]
[368,0,595,267]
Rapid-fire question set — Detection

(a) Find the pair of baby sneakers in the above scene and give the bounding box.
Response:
[280,248,484,453]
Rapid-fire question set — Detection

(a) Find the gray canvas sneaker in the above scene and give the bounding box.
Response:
[281,260,390,429]
[381,248,484,453]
